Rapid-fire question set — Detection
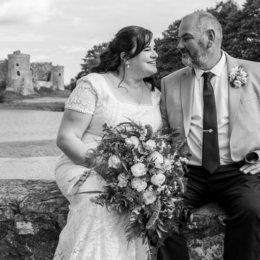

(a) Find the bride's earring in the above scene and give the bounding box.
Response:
[125,62,130,69]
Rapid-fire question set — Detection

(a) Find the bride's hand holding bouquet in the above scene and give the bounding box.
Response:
[69,120,190,256]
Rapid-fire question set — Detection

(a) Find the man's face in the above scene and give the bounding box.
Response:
[177,16,209,69]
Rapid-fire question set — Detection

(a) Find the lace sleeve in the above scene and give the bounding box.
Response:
[65,76,97,114]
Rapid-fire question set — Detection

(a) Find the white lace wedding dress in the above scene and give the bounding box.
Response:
[53,73,162,260]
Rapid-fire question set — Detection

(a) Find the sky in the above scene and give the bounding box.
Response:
[0,0,247,84]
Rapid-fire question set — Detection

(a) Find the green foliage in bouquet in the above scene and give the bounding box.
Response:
[72,121,190,255]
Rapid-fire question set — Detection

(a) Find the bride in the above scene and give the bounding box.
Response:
[53,25,162,260]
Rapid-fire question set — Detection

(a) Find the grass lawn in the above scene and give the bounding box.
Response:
[0,88,68,158]
[0,88,70,111]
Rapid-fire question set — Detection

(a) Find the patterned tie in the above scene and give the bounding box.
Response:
[202,72,220,174]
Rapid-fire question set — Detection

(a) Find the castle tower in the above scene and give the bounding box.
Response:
[6,50,34,95]
[0,60,8,89]
[51,65,64,90]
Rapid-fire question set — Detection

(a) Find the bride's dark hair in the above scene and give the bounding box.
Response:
[91,26,156,90]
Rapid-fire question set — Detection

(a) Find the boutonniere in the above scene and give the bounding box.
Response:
[229,66,248,89]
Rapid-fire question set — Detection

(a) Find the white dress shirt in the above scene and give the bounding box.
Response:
[187,52,233,165]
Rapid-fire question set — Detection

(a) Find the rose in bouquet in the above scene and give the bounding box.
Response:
[69,121,190,256]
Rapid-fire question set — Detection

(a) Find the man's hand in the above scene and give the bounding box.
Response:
[240,162,260,175]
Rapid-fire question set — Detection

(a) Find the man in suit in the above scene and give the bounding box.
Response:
[158,11,260,260]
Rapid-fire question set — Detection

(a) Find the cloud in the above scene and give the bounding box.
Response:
[59,44,94,53]
[30,55,52,62]
[0,0,59,24]
[0,48,15,60]
[72,17,82,26]
[59,39,103,53]
[0,29,49,42]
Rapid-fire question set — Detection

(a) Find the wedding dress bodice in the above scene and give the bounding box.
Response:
[66,73,161,135]
[54,73,162,260]
[57,73,162,167]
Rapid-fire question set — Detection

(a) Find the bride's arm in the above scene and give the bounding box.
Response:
[56,74,99,166]
[56,109,92,165]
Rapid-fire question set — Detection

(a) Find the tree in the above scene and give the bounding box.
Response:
[156,20,184,86]
[71,0,260,91]
[223,0,260,61]
[156,0,260,87]
[81,42,108,75]
[208,0,260,61]
[207,1,241,57]
[69,42,108,91]
[207,0,239,29]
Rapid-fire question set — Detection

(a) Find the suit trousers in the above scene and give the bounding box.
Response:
[157,164,260,260]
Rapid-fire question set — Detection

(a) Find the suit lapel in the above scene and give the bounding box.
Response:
[226,53,242,135]
[181,68,194,136]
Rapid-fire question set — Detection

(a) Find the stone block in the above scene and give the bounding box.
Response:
[184,203,226,260]
[0,180,68,259]
[0,180,226,259]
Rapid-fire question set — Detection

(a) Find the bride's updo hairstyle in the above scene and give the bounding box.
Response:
[91,26,156,90]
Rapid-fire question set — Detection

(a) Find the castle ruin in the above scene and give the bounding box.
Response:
[0,60,8,89]
[0,50,64,95]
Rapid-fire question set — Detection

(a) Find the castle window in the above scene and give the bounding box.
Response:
[16,63,19,66]
[59,73,61,77]
[47,72,51,82]
[17,71,20,76]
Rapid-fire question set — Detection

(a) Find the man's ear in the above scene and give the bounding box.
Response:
[206,29,215,48]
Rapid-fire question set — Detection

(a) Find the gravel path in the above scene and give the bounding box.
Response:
[0,140,61,180]
[0,157,58,179]
[0,140,61,158]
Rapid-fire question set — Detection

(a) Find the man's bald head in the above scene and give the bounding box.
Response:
[182,11,223,47]
[177,11,223,70]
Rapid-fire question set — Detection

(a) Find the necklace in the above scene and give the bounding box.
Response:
[107,73,144,105]
[125,83,144,105]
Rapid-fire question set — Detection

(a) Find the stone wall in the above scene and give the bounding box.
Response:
[0,180,226,260]
[0,60,8,88]
[31,62,52,90]
[31,63,52,82]
[184,204,226,260]
[0,180,68,259]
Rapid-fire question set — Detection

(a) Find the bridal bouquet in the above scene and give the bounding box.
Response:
[71,121,190,254]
